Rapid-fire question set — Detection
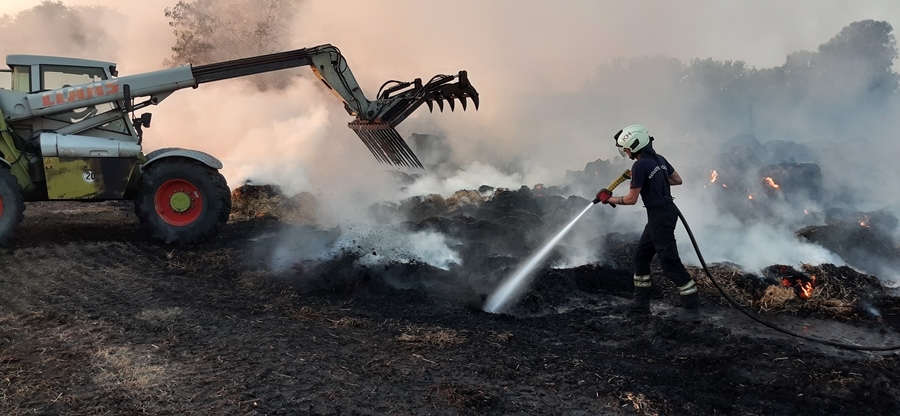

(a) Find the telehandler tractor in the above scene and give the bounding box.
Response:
[0,45,478,245]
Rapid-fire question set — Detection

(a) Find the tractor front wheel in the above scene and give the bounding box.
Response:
[135,159,231,244]
[0,167,25,247]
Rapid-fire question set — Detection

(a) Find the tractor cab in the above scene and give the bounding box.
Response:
[5,55,116,93]
[1,55,141,201]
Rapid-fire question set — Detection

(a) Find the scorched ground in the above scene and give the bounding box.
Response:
[1,192,899,415]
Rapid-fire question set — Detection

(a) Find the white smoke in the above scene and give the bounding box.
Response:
[3,0,900,282]
[268,224,460,272]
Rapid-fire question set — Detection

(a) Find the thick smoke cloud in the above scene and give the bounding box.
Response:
[2,1,900,283]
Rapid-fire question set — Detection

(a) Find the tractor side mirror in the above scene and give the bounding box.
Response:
[139,112,152,128]
[123,83,133,112]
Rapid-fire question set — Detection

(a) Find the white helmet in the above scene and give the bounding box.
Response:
[614,124,652,158]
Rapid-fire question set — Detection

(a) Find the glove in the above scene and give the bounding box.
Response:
[594,189,612,205]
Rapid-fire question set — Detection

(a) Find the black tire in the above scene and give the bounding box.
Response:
[0,167,26,247]
[134,158,231,244]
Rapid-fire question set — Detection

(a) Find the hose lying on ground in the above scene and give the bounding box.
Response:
[676,206,900,351]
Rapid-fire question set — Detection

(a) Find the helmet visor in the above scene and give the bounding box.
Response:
[617,146,628,158]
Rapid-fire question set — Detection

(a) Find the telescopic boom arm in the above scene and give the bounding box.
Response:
[9,44,478,169]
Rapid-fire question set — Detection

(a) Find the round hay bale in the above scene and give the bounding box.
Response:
[759,286,796,311]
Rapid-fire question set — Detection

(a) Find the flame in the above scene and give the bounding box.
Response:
[859,215,870,227]
[722,184,728,188]
[710,170,718,183]
[804,210,809,215]
[748,195,754,200]
[763,177,780,189]
[782,275,817,299]
[798,275,817,299]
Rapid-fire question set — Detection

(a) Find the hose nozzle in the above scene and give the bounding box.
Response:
[595,169,632,207]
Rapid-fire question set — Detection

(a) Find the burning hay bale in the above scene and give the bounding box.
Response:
[757,163,823,202]
[693,263,887,319]
[229,183,318,224]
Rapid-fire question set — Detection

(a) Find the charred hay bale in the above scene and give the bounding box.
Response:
[719,133,762,154]
[825,208,898,238]
[713,145,763,187]
[757,163,822,202]
[445,190,485,212]
[400,194,448,222]
[230,184,318,224]
[759,140,813,165]
[482,187,542,217]
[688,263,766,308]
[796,223,900,276]
[563,158,628,195]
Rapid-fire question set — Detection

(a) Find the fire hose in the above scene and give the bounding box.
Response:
[676,206,900,351]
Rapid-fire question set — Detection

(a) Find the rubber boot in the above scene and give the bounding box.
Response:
[626,287,652,315]
[674,292,701,322]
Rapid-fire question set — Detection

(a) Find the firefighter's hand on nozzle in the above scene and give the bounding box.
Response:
[594,189,613,205]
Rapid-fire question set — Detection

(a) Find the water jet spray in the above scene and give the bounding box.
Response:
[483,170,632,313]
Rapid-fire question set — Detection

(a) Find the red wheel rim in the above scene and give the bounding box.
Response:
[154,179,203,226]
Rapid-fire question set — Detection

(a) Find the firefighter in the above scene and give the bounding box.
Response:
[595,124,700,322]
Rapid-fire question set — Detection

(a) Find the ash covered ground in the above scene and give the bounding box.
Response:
[3,153,900,415]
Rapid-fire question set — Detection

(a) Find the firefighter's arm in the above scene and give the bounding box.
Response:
[668,170,683,186]
[615,187,641,206]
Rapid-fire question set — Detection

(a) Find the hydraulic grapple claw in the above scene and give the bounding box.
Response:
[351,69,478,168]
[348,120,423,169]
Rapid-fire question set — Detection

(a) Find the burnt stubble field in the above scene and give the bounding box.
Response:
[2,195,900,416]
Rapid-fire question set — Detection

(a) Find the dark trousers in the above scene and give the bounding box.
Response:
[633,202,692,287]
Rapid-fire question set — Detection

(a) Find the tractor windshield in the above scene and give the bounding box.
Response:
[40,65,128,134]
[40,65,106,90]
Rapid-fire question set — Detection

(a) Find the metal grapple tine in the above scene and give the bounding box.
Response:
[472,94,479,110]
[398,133,423,168]
[361,130,389,165]
[435,99,444,112]
[377,129,403,166]
[392,128,420,168]
[426,100,434,112]
[349,122,422,169]
[379,129,404,166]
[447,96,455,111]
[459,96,467,110]
[371,129,391,163]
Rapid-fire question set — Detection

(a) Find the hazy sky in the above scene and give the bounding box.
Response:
[4,0,900,75]
[3,0,899,279]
